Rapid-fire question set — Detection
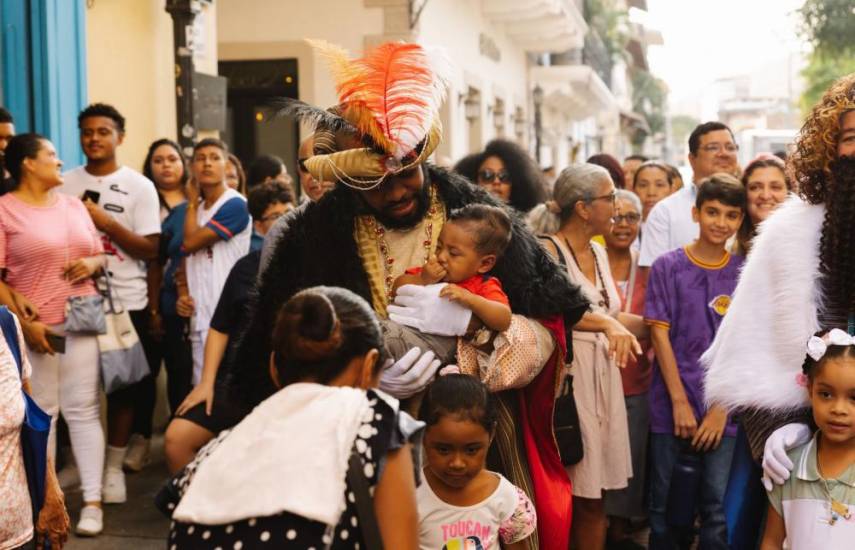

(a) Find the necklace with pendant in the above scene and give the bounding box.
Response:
[365,188,440,302]
[822,478,852,525]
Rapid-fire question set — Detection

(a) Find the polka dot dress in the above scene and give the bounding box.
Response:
[167,391,404,549]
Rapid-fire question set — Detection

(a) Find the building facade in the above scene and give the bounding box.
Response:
[1,0,663,175]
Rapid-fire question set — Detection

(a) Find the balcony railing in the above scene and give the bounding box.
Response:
[583,29,612,89]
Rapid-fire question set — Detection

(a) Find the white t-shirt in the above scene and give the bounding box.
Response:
[638,183,699,267]
[417,472,536,550]
[61,166,161,310]
[185,187,251,334]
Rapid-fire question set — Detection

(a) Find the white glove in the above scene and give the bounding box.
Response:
[387,284,472,336]
[761,422,812,491]
[378,347,442,398]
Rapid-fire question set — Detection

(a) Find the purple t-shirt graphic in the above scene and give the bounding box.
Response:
[644,246,744,437]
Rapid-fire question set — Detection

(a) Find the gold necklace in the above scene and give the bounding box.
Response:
[821,478,852,525]
[364,186,441,303]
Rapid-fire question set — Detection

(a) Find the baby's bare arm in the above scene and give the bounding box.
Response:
[440,284,512,332]
[468,295,512,332]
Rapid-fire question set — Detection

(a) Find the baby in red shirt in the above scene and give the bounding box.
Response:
[385,204,513,364]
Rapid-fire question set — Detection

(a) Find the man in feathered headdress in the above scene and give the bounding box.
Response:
[230,41,589,549]
[702,73,855,544]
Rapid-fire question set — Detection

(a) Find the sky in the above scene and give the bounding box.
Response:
[641,0,808,117]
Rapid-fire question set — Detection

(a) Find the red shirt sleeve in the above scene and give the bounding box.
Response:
[477,277,510,306]
[405,266,423,276]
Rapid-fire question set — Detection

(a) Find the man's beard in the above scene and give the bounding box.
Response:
[365,177,432,230]
[819,156,855,317]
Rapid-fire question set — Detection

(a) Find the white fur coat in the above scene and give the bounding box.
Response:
[702,197,825,412]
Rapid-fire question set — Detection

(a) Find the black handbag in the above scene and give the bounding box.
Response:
[553,373,584,466]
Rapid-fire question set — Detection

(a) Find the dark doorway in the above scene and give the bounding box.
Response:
[218,59,300,189]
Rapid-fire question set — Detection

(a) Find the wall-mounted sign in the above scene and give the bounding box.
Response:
[194,72,227,131]
[479,33,501,63]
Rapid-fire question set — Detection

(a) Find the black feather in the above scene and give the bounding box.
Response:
[265,97,357,134]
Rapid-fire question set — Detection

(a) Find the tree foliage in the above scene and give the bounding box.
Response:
[584,0,629,64]
[798,0,855,58]
[800,54,855,113]
[631,69,668,148]
[671,114,701,148]
[797,0,855,114]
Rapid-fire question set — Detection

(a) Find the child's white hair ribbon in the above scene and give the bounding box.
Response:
[806,328,855,361]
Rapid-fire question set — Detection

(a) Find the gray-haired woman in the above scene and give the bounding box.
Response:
[604,189,654,549]
[536,164,642,550]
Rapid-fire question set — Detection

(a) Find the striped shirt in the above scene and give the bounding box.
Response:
[0,193,102,324]
[767,431,855,549]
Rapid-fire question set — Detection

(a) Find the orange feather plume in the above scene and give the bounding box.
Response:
[309,39,449,159]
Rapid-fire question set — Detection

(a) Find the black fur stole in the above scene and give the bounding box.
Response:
[231,164,589,407]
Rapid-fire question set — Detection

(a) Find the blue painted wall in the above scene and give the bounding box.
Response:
[1,0,87,166]
[1,1,33,129]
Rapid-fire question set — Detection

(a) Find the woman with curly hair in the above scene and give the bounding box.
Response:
[454,139,547,213]
[732,154,793,255]
[702,73,855,545]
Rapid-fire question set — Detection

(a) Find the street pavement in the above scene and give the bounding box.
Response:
[63,435,170,549]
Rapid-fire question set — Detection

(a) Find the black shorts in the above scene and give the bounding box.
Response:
[177,384,249,434]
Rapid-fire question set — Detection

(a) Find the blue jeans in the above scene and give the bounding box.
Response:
[648,433,736,550]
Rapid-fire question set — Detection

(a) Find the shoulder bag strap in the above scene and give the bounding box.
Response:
[346,445,384,550]
[539,235,568,267]
[100,265,121,315]
[0,306,23,375]
[539,235,577,362]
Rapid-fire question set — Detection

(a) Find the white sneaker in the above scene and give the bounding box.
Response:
[102,468,126,504]
[123,434,151,472]
[76,505,103,536]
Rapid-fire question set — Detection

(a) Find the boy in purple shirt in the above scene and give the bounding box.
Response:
[644,174,747,549]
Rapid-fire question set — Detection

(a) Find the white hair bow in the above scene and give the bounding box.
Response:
[806,328,855,361]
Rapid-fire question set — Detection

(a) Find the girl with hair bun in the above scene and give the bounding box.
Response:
[163,286,422,549]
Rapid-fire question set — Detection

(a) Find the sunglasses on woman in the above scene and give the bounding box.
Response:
[478,169,511,183]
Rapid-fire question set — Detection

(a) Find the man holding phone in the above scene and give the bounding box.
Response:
[61,103,161,511]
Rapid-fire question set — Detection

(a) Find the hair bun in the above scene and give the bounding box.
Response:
[295,293,338,341]
[277,291,343,362]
